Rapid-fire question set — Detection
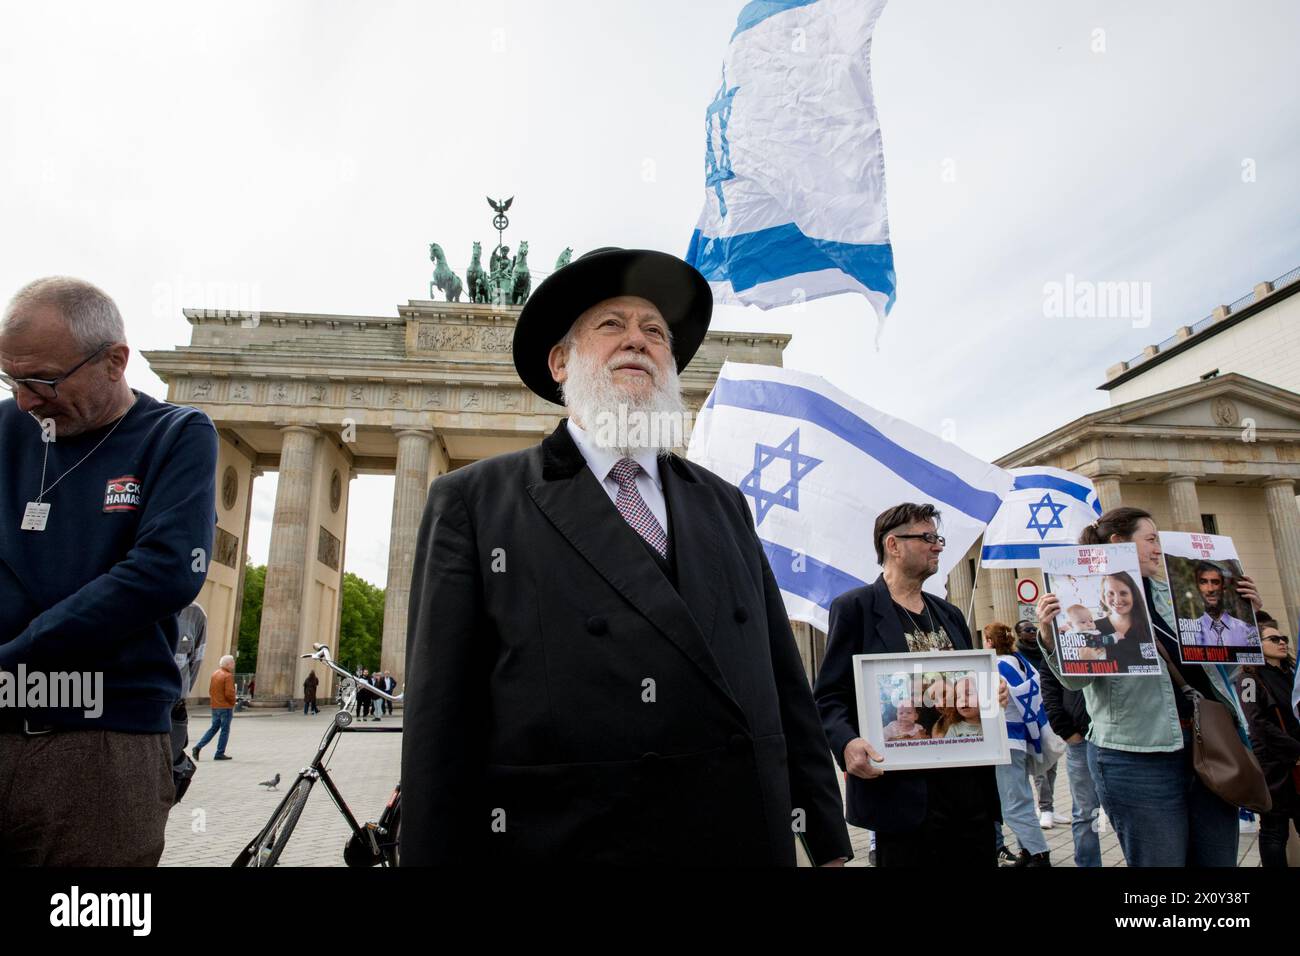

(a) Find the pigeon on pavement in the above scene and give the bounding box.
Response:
[259,773,281,791]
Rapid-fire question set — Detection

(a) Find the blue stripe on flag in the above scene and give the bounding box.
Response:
[980,544,1044,562]
[707,378,1004,521]
[686,225,896,311]
[760,538,865,611]
[1012,474,1102,515]
[731,0,821,39]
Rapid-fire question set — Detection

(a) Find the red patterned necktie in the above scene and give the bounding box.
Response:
[609,457,668,558]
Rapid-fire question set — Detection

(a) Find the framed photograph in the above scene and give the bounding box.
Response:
[851,650,1010,771]
[1041,543,1160,677]
[1160,532,1263,666]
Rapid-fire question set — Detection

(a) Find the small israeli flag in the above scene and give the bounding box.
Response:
[686,0,895,318]
[979,467,1103,569]
[688,362,1013,631]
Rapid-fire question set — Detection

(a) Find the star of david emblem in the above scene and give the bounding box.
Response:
[1025,492,1068,540]
[704,69,739,217]
[1018,687,1040,723]
[1017,685,1034,710]
[739,429,822,526]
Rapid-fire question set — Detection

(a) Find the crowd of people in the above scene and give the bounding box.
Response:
[351,668,398,720]
[3,258,1298,868]
[817,503,1300,868]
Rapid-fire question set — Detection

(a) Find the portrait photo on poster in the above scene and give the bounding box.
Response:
[1040,543,1160,677]
[1160,531,1263,666]
[852,650,1010,771]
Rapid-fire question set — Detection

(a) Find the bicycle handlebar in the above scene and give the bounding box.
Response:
[302,644,404,704]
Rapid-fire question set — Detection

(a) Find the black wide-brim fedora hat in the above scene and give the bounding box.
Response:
[513,246,713,406]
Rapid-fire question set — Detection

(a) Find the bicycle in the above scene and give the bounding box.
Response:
[232,644,403,867]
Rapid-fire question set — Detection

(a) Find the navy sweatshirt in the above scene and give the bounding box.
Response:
[0,390,217,732]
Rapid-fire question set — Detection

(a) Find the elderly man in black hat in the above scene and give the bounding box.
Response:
[400,248,851,866]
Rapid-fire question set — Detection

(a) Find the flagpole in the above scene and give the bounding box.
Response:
[965,549,984,636]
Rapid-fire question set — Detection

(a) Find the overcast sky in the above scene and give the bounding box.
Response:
[4,1,1298,588]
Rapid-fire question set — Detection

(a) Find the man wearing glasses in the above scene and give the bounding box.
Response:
[0,276,217,865]
[815,502,1009,867]
[1234,612,1300,867]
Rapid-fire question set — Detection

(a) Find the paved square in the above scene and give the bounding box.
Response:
[164,708,1261,866]
[842,762,1262,867]
[163,708,401,867]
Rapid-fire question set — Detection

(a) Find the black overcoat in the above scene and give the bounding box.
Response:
[399,421,851,865]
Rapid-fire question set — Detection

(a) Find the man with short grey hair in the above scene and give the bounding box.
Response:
[0,276,217,865]
[193,654,236,760]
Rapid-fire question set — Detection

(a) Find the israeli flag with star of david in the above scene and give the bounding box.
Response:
[686,0,895,318]
[687,362,1013,632]
[979,467,1103,569]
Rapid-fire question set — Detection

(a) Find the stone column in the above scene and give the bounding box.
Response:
[1093,474,1123,513]
[1263,478,1300,634]
[1165,475,1202,533]
[229,466,262,663]
[790,620,814,686]
[255,426,319,701]
[946,554,974,627]
[989,568,1019,634]
[381,430,433,684]
[323,467,356,703]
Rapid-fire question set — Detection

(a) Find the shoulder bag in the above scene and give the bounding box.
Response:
[1156,641,1272,813]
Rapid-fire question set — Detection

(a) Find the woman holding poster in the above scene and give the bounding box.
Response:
[1034,507,1259,867]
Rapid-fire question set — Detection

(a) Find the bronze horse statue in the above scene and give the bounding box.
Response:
[466,241,489,304]
[429,243,463,302]
[510,241,531,305]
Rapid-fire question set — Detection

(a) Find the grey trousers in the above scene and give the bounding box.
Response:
[0,729,173,866]
[1034,762,1058,813]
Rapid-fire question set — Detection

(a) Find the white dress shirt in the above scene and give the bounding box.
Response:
[566,418,669,539]
[1196,611,1255,647]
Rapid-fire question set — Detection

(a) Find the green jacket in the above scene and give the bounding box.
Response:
[1037,577,1249,753]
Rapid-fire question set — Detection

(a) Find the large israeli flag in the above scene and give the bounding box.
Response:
[686,0,895,317]
[688,362,1013,632]
[979,467,1103,569]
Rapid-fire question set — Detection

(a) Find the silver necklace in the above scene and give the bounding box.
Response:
[900,594,934,636]
[20,399,135,532]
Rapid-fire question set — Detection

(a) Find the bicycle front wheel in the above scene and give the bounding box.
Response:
[237,777,313,867]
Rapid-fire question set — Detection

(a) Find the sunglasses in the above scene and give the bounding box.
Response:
[1263,634,1289,645]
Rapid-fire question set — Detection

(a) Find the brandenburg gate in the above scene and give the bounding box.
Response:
[144,297,790,703]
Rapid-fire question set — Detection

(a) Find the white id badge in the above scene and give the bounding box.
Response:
[21,501,50,531]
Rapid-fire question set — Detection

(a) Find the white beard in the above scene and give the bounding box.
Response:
[561,347,688,458]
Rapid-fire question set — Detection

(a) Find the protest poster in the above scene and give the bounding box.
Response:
[852,650,1010,771]
[1041,543,1160,676]
[1160,531,1263,666]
